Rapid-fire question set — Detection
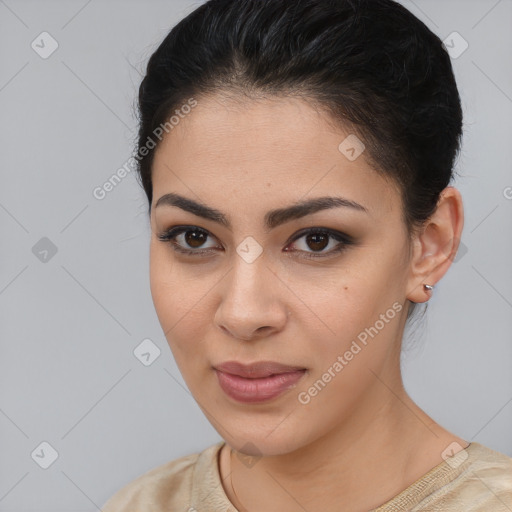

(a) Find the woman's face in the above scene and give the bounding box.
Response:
[149,94,414,455]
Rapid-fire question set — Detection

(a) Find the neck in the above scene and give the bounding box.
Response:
[221,381,466,512]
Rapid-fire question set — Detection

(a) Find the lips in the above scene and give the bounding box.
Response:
[215,360,305,378]
[213,360,307,403]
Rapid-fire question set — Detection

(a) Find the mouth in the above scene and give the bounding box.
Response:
[213,361,307,403]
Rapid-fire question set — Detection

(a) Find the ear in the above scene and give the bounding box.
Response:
[406,186,464,304]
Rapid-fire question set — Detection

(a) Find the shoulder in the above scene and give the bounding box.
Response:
[101,441,225,512]
[420,442,512,511]
[457,443,512,507]
[375,442,512,512]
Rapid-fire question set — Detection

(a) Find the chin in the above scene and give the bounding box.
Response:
[217,416,313,457]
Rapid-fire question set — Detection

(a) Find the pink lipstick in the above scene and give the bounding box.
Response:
[214,361,307,403]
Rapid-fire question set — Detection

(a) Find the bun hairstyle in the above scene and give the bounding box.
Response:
[136,0,463,321]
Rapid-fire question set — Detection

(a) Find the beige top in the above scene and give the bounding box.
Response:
[102,441,512,511]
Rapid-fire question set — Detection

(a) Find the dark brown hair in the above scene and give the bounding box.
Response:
[134,0,463,321]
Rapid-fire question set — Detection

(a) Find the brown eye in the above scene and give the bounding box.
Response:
[305,232,329,252]
[157,226,221,255]
[158,225,354,260]
[184,229,208,248]
[285,228,354,260]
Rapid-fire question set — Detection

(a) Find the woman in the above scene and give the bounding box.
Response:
[103,0,512,510]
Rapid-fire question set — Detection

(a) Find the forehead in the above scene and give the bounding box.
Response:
[151,94,401,219]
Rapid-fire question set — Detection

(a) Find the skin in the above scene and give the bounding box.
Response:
[149,93,466,512]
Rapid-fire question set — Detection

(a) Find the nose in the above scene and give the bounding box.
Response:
[214,256,288,342]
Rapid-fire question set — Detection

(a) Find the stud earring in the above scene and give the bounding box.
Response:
[424,284,434,292]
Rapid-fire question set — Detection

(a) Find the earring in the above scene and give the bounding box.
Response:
[424,284,434,292]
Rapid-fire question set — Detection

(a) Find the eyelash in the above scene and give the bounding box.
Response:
[156,225,354,260]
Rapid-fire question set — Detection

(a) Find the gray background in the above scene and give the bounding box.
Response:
[0,0,511,509]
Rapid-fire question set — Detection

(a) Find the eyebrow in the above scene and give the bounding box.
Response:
[154,192,368,231]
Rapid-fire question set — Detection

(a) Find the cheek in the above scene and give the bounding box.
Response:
[295,298,404,421]
[149,244,207,347]
[298,265,403,373]
[295,268,379,332]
